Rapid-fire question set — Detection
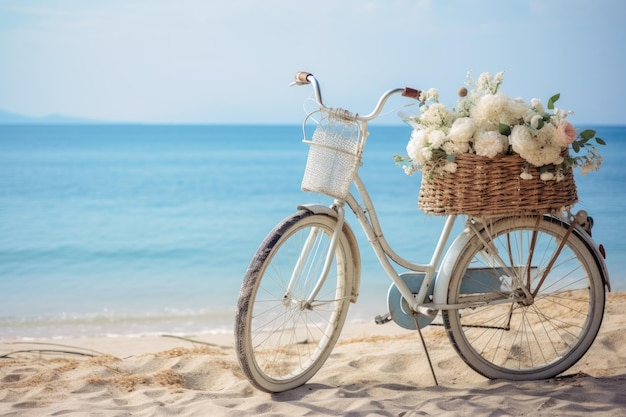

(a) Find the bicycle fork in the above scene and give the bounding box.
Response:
[284,206,346,310]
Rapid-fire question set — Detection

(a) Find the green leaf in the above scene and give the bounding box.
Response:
[547,93,560,110]
[446,153,456,162]
[596,137,606,145]
[499,123,511,136]
[572,142,580,153]
[580,129,596,140]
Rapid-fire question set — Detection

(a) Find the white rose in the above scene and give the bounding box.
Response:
[406,129,426,162]
[504,98,530,124]
[530,114,543,129]
[471,94,502,130]
[475,130,508,158]
[471,92,526,130]
[447,117,476,143]
[510,125,534,153]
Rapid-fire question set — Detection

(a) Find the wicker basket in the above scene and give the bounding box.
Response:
[418,152,578,216]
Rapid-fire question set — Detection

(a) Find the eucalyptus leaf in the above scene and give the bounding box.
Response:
[536,118,544,129]
[499,123,511,136]
[596,137,606,145]
[547,93,560,110]
[446,153,456,162]
[580,129,596,140]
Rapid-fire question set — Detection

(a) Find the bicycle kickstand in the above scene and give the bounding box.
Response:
[412,313,439,386]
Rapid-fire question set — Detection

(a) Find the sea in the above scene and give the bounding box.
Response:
[1,124,624,340]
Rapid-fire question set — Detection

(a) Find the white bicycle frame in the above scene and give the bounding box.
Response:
[346,172,459,313]
[296,143,531,320]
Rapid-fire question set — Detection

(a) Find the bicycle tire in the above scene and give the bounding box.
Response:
[443,215,605,380]
[235,210,356,392]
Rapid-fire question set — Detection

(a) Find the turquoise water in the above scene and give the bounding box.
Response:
[1,124,624,338]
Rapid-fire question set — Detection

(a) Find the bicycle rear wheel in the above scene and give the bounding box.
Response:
[443,215,605,380]
[235,210,356,392]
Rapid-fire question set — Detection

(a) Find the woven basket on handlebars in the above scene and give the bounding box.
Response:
[418,151,578,216]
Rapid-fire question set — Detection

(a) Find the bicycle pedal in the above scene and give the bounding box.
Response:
[374,313,392,325]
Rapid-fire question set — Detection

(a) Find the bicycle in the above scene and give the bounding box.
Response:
[235,71,611,393]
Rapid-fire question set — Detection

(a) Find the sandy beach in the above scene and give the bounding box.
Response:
[1,292,625,416]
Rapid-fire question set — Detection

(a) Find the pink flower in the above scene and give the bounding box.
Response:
[555,119,576,146]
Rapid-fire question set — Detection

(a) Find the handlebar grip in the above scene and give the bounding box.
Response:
[295,71,312,84]
[402,87,422,100]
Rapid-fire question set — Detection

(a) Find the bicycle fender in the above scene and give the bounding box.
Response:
[433,216,612,307]
[572,224,611,292]
[432,227,473,307]
[297,204,339,218]
[297,204,362,303]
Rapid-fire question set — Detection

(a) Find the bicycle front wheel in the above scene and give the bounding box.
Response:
[443,215,605,380]
[235,210,356,392]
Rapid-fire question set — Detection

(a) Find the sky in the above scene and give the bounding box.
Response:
[1,0,625,125]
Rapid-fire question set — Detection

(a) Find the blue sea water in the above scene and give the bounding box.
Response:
[1,124,624,339]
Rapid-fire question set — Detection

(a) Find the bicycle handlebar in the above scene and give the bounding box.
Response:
[293,71,421,121]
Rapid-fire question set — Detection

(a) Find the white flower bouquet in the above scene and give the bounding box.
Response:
[397,72,605,182]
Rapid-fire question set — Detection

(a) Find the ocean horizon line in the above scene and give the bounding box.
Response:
[1,110,624,128]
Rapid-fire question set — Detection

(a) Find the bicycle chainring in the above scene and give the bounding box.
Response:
[387,272,437,330]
